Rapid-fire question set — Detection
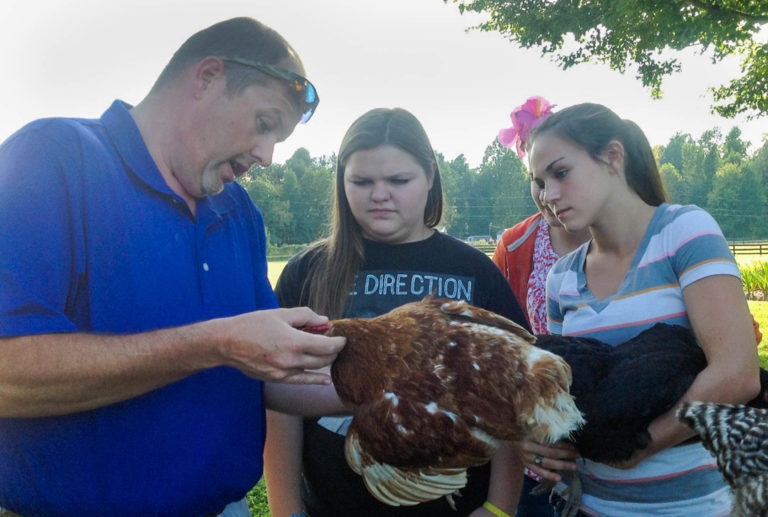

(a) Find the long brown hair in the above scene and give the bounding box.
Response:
[305,108,444,317]
[530,103,668,206]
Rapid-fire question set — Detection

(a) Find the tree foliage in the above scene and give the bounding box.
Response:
[445,0,768,117]
[656,127,768,238]
[239,149,333,246]
[243,133,768,248]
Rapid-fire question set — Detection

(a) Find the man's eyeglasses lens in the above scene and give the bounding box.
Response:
[221,57,319,123]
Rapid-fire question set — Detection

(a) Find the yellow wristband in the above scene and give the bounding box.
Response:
[483,500,512,517]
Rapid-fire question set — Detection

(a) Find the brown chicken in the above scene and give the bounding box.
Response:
[311,297,584,507]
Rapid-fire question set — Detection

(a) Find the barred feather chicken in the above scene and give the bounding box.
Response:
[678,402,768,517]
[311,297,584,507]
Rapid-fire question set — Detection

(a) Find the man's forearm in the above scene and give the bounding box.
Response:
[0,306,346,418]
[0,323,216,417]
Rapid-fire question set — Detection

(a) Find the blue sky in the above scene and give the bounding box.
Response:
[1,0,765,167]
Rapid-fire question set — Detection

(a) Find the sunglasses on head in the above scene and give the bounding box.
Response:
[220,56,319,124]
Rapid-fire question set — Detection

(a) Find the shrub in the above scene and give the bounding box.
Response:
[741,259,768,300]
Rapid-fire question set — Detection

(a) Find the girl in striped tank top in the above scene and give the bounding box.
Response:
[518,102,760,516]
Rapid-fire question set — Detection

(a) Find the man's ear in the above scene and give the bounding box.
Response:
[602,140,626,175]
[192,57,226,99]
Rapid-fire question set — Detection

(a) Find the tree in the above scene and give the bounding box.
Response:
[746,137,768,237]
[436,152,460,231]
[748,136,768,192]
[292,165,334,243]
[722,126,750,164]
[659,133,690,173]
[284,148,313,180]
[707,162,766,238]
[477,140,536,230]
[240,168,293,245]
[446,0,768,118]
[440,154,478,236]
[659,162,685,203]
[680,133,716,206]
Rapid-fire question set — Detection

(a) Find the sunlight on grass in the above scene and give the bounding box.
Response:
[751,300,768,369]
[267,261,288,288]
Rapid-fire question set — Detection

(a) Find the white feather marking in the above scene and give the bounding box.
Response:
[453,321,508,336]
[472,362,480,370]
[525,346,552,367]
[424,402,458,422]
[384,392,399,406]
[531,392,585,444]
[470,427,500,449]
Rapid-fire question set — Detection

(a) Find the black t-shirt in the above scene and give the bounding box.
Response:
[275,232,528,517]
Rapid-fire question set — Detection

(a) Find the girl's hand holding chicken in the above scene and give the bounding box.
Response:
[519,440,579,482]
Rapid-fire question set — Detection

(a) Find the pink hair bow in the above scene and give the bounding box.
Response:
[498,96,555,158]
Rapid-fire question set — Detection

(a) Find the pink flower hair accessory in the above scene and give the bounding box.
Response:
[498,96,555,158]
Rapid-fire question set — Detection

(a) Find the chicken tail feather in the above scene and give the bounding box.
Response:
[345,429,468,506]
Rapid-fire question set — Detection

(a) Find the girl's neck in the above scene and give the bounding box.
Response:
[549,224,591,257]
[590,196,657,258]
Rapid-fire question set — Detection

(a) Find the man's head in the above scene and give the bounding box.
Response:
[153,18,317,122]
[141,17,319,202]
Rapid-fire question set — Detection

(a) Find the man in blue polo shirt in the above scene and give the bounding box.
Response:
[0,17,345,517]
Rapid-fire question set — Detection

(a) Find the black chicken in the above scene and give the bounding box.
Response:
[535,323,706,464]
[532,323,768,517]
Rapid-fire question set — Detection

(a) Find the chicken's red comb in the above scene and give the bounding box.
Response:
[301,323,333,334]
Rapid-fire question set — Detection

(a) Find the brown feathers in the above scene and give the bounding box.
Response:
[325,297,584,506]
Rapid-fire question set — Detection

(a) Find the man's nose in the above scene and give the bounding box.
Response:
[250,141,275,168]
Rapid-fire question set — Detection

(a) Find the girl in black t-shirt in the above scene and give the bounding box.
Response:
[263,108,528,517]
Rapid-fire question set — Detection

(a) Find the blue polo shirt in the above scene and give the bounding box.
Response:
[0,101,278,516]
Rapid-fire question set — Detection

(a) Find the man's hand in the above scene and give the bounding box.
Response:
[215,307,346,384]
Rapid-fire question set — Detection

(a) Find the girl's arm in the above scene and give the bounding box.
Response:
[617,274,760,467]
[264,411,305,517]
[469,441,523,517]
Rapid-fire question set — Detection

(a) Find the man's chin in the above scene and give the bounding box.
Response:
[200,176,225,197]
[201,185,225,197]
